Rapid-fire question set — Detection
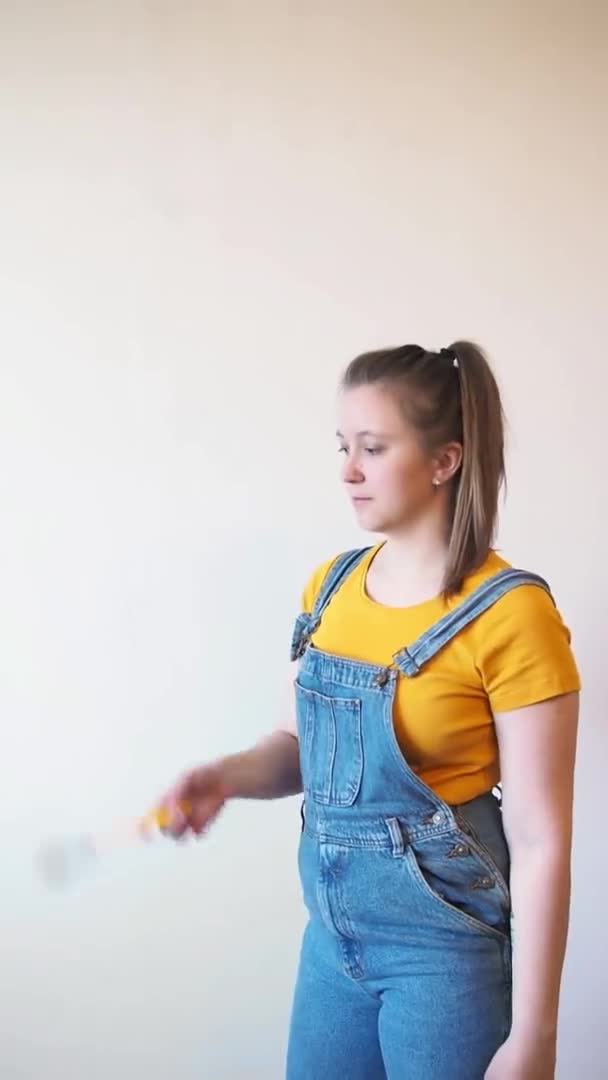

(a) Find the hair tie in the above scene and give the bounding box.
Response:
[440,347,459,369]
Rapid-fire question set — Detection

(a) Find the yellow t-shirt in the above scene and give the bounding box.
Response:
[301,545,580,805]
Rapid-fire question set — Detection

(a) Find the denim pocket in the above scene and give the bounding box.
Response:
[405,832,511,942]
[295,683,363,806]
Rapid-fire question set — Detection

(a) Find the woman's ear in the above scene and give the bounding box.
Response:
[432,441,463,485]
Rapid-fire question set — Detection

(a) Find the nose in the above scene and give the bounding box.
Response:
[342,453,364,484]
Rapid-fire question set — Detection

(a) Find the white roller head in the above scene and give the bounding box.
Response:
[35,835,97,889]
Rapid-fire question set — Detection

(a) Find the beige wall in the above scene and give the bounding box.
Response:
[1,3,606,1077]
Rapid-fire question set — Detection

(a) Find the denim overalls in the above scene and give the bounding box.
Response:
[286,548,552,1080]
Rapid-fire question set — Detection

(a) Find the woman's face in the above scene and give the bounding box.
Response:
[336,383,445,535]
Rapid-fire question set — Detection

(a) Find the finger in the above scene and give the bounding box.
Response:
[190,792,226,835]
[156,795,190,838]
[163,771,194,808]
[156,771,197,834]
[166,814,190,840]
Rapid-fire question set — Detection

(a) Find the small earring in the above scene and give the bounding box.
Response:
[432,478,441,489]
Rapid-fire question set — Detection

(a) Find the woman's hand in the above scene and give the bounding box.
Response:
[485,1032,556,1079]
[158,761,230,838]
[157,716,302,841]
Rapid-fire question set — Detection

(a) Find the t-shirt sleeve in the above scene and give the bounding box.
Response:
[475,583,581,713]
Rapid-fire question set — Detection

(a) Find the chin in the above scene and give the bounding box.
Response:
[352,506,387,533]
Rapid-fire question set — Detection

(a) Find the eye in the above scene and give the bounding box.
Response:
[337,445,348,455]
[363,446,383,455]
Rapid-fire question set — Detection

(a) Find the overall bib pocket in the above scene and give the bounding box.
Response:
[295,682,363,806]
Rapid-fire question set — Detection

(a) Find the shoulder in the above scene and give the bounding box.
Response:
[460,551,555,616]
[469,551,565,633]
[300,553,340,614]
[300,545,375,614]
[468,552,581,711]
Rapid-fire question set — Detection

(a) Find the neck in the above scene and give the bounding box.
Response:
[378,512,451,590]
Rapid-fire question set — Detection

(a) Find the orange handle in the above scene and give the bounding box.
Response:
[145,801,192,829]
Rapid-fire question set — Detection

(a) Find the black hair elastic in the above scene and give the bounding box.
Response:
[439,347,459,368]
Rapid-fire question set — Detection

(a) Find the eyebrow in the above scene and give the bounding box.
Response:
[336,429,386,439]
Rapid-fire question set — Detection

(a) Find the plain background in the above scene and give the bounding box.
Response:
[1,3,606,1077]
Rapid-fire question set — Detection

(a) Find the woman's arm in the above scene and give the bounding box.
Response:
[218,661,301,799]
[220,729,301,799]
[493,690,579,1059]
[159,665,301,836]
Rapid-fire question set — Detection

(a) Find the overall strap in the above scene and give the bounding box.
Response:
[290,546,371,660]
[310,546,372,627]
[393,568,553,677]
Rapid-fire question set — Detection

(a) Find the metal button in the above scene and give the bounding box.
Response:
[475,876,495,890]
[373,667,390,687]
[432,811,442,825]
[448,842,470,858]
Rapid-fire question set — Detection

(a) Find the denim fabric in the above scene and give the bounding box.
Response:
[286,551,552,1079]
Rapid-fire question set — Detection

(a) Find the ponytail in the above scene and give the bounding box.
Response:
[443,340,505,595]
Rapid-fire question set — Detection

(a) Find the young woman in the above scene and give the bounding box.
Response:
[159,341,580,1080]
